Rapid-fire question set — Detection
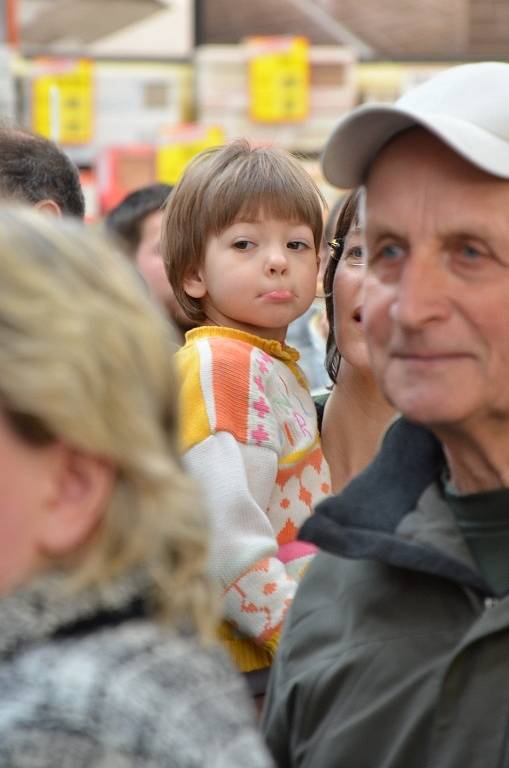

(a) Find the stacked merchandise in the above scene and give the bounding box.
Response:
[195,43,357,154]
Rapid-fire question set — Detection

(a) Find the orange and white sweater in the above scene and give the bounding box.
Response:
[176,327,331,672]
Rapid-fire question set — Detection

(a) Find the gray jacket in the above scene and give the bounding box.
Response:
[263,418,505,768]
[0,569,273,767]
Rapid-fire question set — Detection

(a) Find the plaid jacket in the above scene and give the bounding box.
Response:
[0,570,273,768]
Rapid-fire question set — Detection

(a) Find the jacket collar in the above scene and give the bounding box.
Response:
[0,568,150,659]
[300,418,489,594]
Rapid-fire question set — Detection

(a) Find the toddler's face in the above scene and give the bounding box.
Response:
[184,215,319,342]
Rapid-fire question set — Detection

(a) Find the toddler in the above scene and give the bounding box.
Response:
[163,140,331,693]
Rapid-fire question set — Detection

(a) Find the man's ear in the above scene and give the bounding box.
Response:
[37,445,115,558]
[34,199,62,218]
[183,268,207,299]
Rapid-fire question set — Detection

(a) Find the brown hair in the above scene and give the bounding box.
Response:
[162,139,325,323]
[105,183,172,258]
[0,126,85,218]
[323,189,361,383]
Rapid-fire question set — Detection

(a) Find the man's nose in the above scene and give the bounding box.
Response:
[390,252,449,329]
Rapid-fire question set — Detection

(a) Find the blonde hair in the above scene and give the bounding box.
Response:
[163,138,325,323]
[0,207,215,639]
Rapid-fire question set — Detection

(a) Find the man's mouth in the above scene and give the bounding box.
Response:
[392,352,470,363]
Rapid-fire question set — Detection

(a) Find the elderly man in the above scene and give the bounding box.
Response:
[263,61,509,768]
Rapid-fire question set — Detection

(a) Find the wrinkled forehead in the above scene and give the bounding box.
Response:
[365,128,450,188]
[366,126,508,189]
[362,128,509,234]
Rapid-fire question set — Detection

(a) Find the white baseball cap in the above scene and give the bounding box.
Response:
[322,62,509,188]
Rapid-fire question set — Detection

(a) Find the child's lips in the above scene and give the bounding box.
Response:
[261,289,294,301]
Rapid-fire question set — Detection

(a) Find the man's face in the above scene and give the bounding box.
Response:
[363,128,509,432]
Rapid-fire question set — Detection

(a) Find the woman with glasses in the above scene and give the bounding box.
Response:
[319,190,395,492]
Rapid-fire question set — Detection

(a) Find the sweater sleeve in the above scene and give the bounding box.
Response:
[184,432,298,648]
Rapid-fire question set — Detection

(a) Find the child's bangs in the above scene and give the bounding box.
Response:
[203,152,323,247]
[238,187,318,231]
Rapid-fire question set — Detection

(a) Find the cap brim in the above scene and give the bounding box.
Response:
[322,103,509,188]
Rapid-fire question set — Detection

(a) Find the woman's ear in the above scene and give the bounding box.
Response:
[37,445,115,558]
[183,268,207,299]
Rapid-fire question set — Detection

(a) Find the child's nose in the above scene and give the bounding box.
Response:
[266,247,288,274]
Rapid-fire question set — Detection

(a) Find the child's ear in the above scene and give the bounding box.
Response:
[183,268,207,299]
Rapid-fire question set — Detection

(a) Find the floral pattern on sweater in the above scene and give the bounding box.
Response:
[177,327,330,670]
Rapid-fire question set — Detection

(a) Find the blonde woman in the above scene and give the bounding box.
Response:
[0,208,272,768]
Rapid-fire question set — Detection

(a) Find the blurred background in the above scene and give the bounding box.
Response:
[4,0,507,218]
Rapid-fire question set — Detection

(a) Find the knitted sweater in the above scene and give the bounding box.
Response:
[176,327,331,672]
[0,569,274,768]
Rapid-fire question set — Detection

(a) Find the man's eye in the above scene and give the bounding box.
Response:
[461,244,482,260]
[380,243,404,260]
[369,242,406,275]
[453,242,495,271]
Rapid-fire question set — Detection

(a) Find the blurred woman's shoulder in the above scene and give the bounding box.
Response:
[0,571,273,768]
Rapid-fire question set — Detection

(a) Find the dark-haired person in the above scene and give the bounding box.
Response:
[106,183,194,340]
[319,190,394,492]
[0,126,85,218]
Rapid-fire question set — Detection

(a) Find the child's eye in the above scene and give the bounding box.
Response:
[233,239,254,250]
[287,240,309,251]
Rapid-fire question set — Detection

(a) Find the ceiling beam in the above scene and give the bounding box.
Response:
[286,0,375,57]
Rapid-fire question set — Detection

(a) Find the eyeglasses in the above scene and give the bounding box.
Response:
[327,237,344,260]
